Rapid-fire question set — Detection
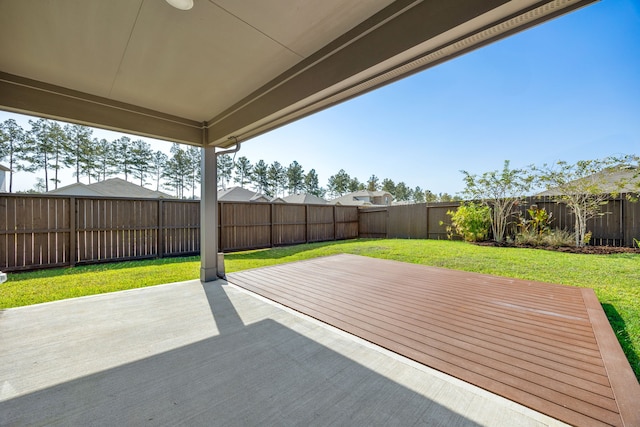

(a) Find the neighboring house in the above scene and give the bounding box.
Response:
[48,178,174,199]
[283,193,327,205]
[329,190,393,207]
[0,164,10,192]
[536,167,639,196]
[218,186,271,202]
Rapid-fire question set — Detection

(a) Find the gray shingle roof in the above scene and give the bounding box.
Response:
[48,178,173,198]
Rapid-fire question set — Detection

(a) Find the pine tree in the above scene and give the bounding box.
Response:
[252,160,269,194]
[286,160,304,194]
[113,136,134,181]
[163,144,191,198]
[367,175,379,191]
[304,169,323,197]
[267,161,286,197]
[187,146,201,198]
[151,150,168,192]
[0,119,26,192]
[24,119,68,192]
[130,139,154,186]
[94,138,117,181]
[381,178,396,197]
[234,156,253,188]
[413,186,425,203]
[395,182,410,201]
[216,154,234,190]
[348,177,364,193]
[327,169,350,198]
[63,124,93,183]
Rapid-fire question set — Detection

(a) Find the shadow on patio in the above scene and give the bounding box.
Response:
[1,277,546,426]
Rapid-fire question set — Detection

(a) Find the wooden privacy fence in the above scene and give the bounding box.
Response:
[359,194,640,247]
[0,194,358,272]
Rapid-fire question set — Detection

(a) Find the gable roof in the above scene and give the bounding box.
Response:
[282,193,327,204]
[537,168,639,196]
[0,164,11,172]
[218,186,270,202]
[48,178,173,198]
[329,190,393,206]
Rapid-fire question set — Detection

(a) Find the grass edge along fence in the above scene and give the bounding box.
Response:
[0,194,358,272]
[358,194,640,247]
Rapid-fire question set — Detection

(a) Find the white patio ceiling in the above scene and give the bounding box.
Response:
[0,0,595,148]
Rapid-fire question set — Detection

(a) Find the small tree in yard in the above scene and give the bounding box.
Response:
[533,156,638,247]
[461,160,533,243]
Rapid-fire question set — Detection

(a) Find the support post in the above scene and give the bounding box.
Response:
[69,197,76,267]
[200,146,218,282]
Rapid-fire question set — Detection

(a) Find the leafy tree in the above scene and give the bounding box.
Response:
[424,189,437,203]
[304,169,324,197]
[217,154,234,190]
[130,139,154,186]
[252,159,269,194]
[395,182,410,201]
[267,161,286,197]
[461,160,533,243]
[234,156,253,188]
[367,175,379,191]
[64,124,93,183]
[327,169,350,197]
[413,186,425,203]
[0,119,27,192]
[438,193,456,202]
[286,160,305,194]
[24,119,68,191]
[381,178,395,197]
[151,150,168,191]
[532,156,637,246]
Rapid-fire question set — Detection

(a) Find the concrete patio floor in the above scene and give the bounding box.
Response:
[0,278,569,426]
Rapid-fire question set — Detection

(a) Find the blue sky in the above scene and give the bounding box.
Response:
[2,0,639,195]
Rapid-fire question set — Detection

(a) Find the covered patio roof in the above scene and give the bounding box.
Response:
[1,0,596,148]
[0,0,598,279]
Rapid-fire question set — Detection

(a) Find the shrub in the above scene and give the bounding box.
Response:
[544,229,576,247]
[445,202,492,242]
[515,228,575,247]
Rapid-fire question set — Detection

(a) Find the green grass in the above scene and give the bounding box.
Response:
[2,239,638,380]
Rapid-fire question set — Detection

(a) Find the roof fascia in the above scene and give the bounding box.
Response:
[0,72,204,146]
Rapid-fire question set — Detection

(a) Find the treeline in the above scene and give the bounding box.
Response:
[0,118,199,197]
[1,118,457,201]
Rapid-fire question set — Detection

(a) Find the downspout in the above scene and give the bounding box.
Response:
[213,137,242,279]
[216,136,242,157]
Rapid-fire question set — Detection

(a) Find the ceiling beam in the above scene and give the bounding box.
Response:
[0,72,204,145]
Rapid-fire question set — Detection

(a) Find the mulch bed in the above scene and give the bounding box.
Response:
[474,241,640,255]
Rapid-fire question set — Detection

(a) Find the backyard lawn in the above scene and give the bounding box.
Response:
[2,238,638,380]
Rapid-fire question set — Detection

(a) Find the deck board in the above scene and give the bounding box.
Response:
[228,254,640,427]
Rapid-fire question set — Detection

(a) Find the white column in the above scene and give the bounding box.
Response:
[200,146,218,282]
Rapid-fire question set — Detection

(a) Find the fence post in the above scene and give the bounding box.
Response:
[425,203,430,240]
[305,204,309,243]
[158,199,164,258]
[69,197,76,267]
[333,205,337,240]
[218,201,224,252]
[270,203,274,247]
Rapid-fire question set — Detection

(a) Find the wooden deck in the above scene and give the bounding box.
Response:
[228,254,640,427]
